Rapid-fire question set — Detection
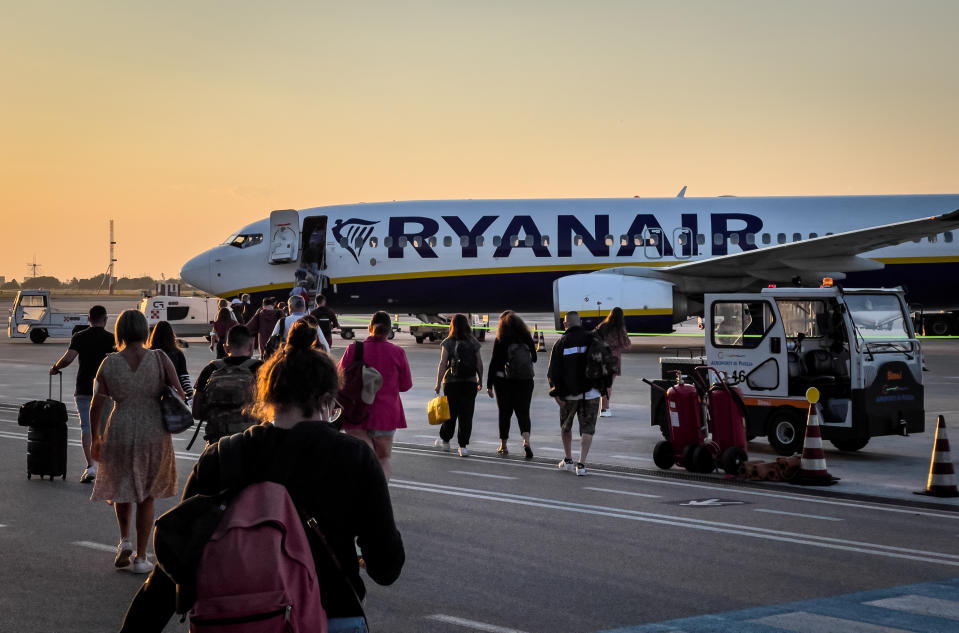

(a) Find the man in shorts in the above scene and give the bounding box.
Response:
[547,311,599,476]
[50,305,116,482]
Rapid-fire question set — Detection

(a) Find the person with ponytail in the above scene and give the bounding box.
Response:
[594,306,631,417]
[120,316,405,633]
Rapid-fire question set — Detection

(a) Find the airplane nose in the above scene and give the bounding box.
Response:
[180,251,212,292]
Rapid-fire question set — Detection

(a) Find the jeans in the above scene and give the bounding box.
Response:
[327,616,369,633]
[74,395,92,434]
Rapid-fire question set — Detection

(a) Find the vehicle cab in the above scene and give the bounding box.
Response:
[702,283,923,455]
[7,290,87,343]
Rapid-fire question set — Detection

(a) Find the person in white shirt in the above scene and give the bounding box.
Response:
[270,295,329,352]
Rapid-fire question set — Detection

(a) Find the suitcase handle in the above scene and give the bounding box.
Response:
[49,373,62,402]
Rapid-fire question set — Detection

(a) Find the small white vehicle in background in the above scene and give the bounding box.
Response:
[6,290,87,343]
[140,294,223,337]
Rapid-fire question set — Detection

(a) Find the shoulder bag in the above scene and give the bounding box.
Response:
[157,351,195,434]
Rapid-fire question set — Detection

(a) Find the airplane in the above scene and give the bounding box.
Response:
[179,193,959,334]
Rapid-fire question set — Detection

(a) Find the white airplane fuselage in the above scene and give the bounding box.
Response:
[180,195,959,331]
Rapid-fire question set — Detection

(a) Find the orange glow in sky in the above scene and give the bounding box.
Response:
[1,1,957,281]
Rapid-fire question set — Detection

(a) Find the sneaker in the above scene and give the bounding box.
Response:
[434,438,451,452]
[575,462,588,476]
[458,446,470,457]
[79,467,96,483]
[600,409,612,418]
[114,539,133,568]
[558,458,575,472]
[131,557,153,574]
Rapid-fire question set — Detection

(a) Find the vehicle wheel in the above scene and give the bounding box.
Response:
[654,401,670,440]
[415,336,424,344]
[681,443,698,470]
[830,437,869,452]
[476,329,486,341]
[720,446,748,475]
[692,444,715,473]
[766,409,805,456]
[27,473,31,480]
[341,329,355,340]
[928,318,950,336]
[387,329,395,340]
[653,440,675,470]
[29,328,48,344]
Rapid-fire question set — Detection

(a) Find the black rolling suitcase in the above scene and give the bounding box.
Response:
[18,375,69,481]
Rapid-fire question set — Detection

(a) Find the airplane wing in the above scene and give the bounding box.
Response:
[620,207,959,290]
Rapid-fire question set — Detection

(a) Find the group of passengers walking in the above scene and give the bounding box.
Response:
[47,298,628,631]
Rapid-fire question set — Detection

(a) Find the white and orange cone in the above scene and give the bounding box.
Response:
[793,388,838,486]
[915,416,958,498]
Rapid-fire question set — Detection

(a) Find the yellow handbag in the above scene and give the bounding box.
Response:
[427,395,450,425]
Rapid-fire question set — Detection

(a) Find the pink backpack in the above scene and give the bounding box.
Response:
[188,480,327,633]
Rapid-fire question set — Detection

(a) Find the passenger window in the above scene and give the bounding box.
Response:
[634,235,643,246]
[460,235,469,247]
[620,235,628,246]
[762,233,771,245]
[525,235,534,247]
[384,236,393,248]
[604,234,614,247]
[713,233,723,246]
[511,235,520,247]
[339,237,348,247]
[730,233,740,246]
[711,300,775,349]
[574,235,583,246]
[493,236,501,247]
[809,232,818,239]
[696,234,706,246]
[792,232,801,242]
[777,233,786,244]
[411,236,422,248]
[476,236,485,247]
[945,232,954,243]
[541,236,549,247]
[398,236,408,248]
[443,236,453,247]
[428,236,437,247]
[745,233,755,245]
[370,237,378,248]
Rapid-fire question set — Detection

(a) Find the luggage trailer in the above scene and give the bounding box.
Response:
[648,284,924,456]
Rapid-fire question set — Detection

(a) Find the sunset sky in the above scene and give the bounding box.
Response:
[2,1,957,281]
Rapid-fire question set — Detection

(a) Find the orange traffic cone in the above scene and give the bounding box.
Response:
[793,388,838,486]
[915,416,958,498]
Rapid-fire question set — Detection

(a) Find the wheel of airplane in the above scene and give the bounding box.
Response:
[766,409,805,456]
[929,318,950,336]
[720,446,748,475]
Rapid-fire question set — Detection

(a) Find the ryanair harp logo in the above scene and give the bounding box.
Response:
[332,218,379,263]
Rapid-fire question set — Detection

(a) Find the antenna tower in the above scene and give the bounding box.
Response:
[26,255,41,280]
[96,220,117,296]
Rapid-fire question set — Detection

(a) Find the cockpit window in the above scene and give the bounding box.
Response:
[226,233,263,249]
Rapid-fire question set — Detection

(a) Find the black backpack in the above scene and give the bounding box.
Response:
[584,334,618,394]
[504,342,534,380]
[449,338,478,379]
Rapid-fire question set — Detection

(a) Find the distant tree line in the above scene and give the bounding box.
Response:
[1,274,183,291]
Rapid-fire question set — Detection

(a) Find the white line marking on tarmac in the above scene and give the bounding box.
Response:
[865,594,959,619]
[584,486,661,499]
[391,478,959,567]
[611,454,653,461]
[0,430,200,462]
[750,611,912,633]
[755,508,842,522]
[72,541,118,553]
[450,471,517,480]
[393,445,959,520]
[426,614,530,633]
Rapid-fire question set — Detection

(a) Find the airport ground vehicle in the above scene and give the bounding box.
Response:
[6,290,87,343]
[648,284,924,455]
[140,295,223,337]
[409,314,489,343]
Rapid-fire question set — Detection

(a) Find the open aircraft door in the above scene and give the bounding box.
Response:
[705,294,788,397]
[268,209,300,264]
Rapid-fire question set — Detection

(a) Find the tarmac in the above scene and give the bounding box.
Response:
[3,295,957,509]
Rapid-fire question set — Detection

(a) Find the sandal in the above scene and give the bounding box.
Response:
[496,446,508,455]
[523,443,533,459]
